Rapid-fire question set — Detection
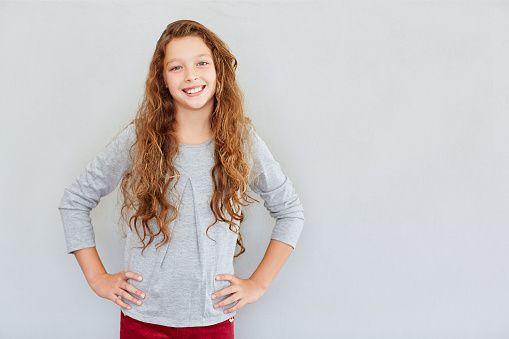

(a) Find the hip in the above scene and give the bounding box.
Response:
[120,311,235,339]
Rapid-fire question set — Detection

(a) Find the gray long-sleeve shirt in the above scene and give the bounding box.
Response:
[58,123,305,327]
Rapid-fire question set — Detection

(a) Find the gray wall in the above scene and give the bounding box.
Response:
[1,1,508,338]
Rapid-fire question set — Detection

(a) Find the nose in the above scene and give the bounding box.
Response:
[185,69,199,82]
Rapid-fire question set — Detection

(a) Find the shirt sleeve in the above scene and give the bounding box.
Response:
[58,124,136,254]
[247,129,305,249]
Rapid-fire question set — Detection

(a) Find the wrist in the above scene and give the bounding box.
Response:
[87,270,108,289]
[73,247,108,289]
[249,275,270,293]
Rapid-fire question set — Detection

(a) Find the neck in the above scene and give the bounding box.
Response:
[174,105,214,145]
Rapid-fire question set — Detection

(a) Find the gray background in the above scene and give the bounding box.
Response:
[1,0,509,338]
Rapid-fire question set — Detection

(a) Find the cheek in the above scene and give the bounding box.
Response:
[203,67,216,82]
[168,87,181,99]
[165,77,180,95]
[208,71,217,89]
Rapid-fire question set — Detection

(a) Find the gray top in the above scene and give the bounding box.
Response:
[58,123,305,327]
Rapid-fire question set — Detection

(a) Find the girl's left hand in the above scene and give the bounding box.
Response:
[212,274,267,313]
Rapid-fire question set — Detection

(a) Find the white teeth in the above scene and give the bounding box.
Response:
[184,86,204,94]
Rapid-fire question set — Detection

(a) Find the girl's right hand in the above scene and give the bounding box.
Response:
[88,271,145,310]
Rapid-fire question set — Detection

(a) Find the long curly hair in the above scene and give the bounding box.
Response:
[119,20,259,257]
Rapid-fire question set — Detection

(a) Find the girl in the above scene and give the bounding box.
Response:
[58,20,304,338]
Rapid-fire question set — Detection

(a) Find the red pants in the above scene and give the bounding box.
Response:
[120,311,235,339]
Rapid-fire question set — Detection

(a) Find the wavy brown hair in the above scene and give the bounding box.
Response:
[119,20,259,257]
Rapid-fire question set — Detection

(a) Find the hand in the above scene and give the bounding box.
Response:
[88,271,145,310]
[211,274,267,314]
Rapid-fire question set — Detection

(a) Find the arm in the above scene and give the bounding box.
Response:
[212,129,305,313]
[212,239,293,313]
[249,239,294,291]
[58,124,136,254]
[58,124,144,309]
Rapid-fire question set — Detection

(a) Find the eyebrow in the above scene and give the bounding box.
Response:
[166,54,212,65]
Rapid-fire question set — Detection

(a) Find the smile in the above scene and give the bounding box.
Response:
[182,85,205,95]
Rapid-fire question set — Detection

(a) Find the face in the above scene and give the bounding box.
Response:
[163,36,217,115]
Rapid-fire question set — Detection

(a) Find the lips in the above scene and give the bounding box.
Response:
[182,85,205,94]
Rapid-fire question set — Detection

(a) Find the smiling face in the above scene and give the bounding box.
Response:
[163,36,217,116]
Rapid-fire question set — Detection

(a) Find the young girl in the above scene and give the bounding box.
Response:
[58,20,304,338]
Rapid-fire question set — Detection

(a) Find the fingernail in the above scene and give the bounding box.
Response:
[214,304,218,309]
[137,300,142,305]
[141,293,145,298]
[223,310,228,314]
[216,276,220,280]
[211,295,216,300]
[127,306,131,310]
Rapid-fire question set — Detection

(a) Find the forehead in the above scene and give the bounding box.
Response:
[164,36,213,63]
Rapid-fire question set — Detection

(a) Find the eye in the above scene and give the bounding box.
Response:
[197,61,208,66]
[170,66,182,71]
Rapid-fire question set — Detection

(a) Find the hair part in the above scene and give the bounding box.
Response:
[119,20,259,257]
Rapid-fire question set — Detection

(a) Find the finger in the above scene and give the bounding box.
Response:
[119,288,143,306]
[124,271,143,282]
[214,294,239,309]
[211,286,235,300]
[122,281,146,299]
[216,274,236,282]
[112,294,132,310]
[224,300,245,314]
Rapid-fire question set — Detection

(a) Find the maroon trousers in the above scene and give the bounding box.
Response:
[120,311,235,339]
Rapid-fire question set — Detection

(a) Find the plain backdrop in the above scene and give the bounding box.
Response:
[1,1,509,338]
